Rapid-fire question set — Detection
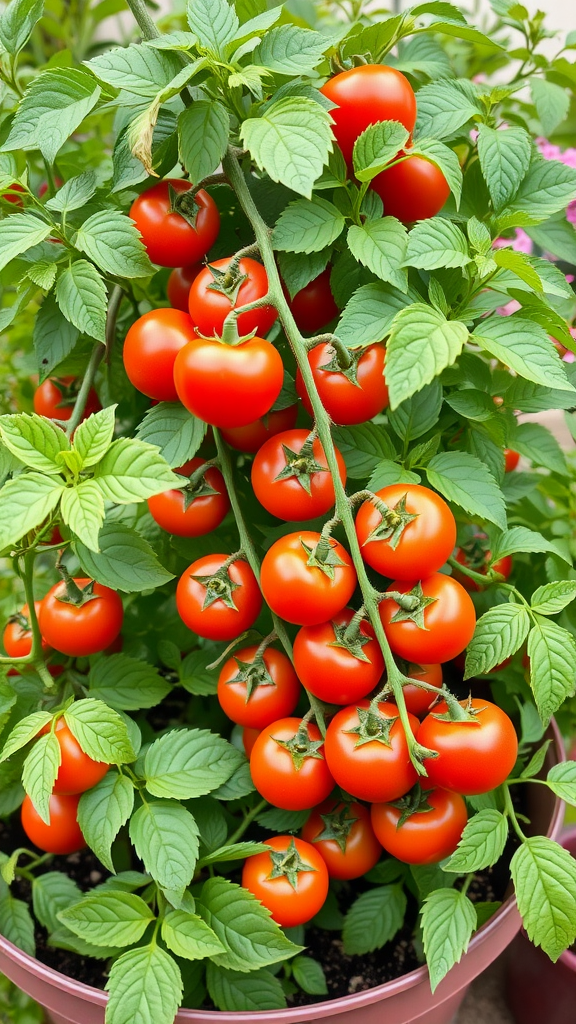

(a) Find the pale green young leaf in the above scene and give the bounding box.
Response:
[512,836,576,961]
[1,69,101,163]
[86,45,181,98]
[0,412,69,473]
[93,438,181,503]
[105,945,182,1024]
[0,473,65,551]
[0,711,52,762]
[59,891,154,947]
[347,219,408,292]
[477,125,531,210]
[530,78,570,136]
[352,120,409,182]
[179,101,229,185]
[547,762,576,806]
[74,523,175,592]
[422,889,477,992]
[253,26,328,75]
[272,196,345,254]
[55,260,107,342]
[493,248,542,290]
[64,699,136,764]
[60,481,104,553]
[531,581,576,616]
[22,732,61,825]
[161,909,225,960]
[27,262,57,291]
[386,304,468,408]
[78,771,135,873]
[241,97,333,199]
[528,618,576,724]
[404,220,470,270]
[464,604,529,677]
[187,0,239,55]
[73,406,116,468]
[444,810,509,873]
[0,0,43,54]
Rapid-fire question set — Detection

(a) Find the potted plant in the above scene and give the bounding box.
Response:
[0,0,576,1022]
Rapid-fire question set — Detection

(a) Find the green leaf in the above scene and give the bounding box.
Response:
[105,944,182,1024]
[55,260,107,343]
[198,876,302,972]
[0,0,43,54]
[405,220,470,270]
[72,406,116,468]
[65,698,135,764]
[333,422,396,478]
[352,120,410,182]
[129,801,199,899]
[491,526,570,564]
[427,450,506,529]
[0,412,69,473]
[45,171,98,214]
[0,711,52,762]
[256,807,309,832]
[336,281,412,349]
[528,618,576,724]
[530,78,570,136]
[78,771,135,873]
[445,389,497,421]
[507,157,576,223]
[388,380,443,441]
[241,97,333,200]
[408,138,463,206]
[493,248,542,291]
[0,473,65,551]
[414,79,480,139]
[511,420,568,476]
[477,125,531,210]
[74,522,175,592]
[187,0,238,55]
[386,304,468,409]
[1,69,101,163]
[210,760,255,800]
[27,261,58,291]
[465,603,530,678]
[179,101,229,185]
[272,196,345,254]
[206,963,286,1012]
[22,732,61,825]
[368,461,419,489]
[94,438,180,503]
[444,810,509,873]
[90,654,171,711]
[144,729,242,801]
[198,842,269,867]
[512,836,576,961]
[59,891,154,947]
[292,956,328,995]
[422,888,477,992]
[473,318,575,394]
[232,8,282,40]
[342,885,406,955]
[61,481,104,552]
[347,218,408,292]
[253,26,328,75]
[531,582,576,616]
[520,741,551,780]
[0,893,35,956]
[161,909,225,960]
[33,295,80,382]
[75,211,153,279]
[135,402,206,469]
[527,215,576,265]
[86,45,181,98]
[547,762,576,806]
[32,872,81,933]
[277,249,332,300]
[0,214,51,272]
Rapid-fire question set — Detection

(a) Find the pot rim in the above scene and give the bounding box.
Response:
[0,720,566,1022]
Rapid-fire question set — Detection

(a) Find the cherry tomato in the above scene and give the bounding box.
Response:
[21,793,85,855]
[38,178,63,198]
[3,183,26,205]
[504,448,520,472]
[39,579,123,657]
[217,645,301,729]
[167,264,202,311]
[371,787,468,864]
[39,719,108,795]
[220,405,298,453]
[176,554,262,641]
[401,663,443,717]
[188,257,277,338]
[130,179,219,267]
[380,573,476,664]
[296,342,388,426]
[418,699,518,795]
[301,799,382,880]
[174,335,284,428]
[288,268,339,334]
[324,700,419,803]
[453,546,512,593]
[356,484,456,581]
[293,607,384,705]
[242,836,329,927]
[147,457,229,537]
[261,531,356,626]
[251,429,346,522]
[33,377,100,423]
[320,65,417,167]
[243,727,261,758]
[372,153,450,223]
[123,308,198,402]
[250,717,334,810]
[3,603,49,659]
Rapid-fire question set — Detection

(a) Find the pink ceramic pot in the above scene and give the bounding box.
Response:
[0,723,565,1024]
[506,825,576,1024]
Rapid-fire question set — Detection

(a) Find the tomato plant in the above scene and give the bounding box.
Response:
[176,554,262,640]
[261,531,357,625]
[217,644,301,729]
[293,607,384,704]
[242,836,329,927]
[371,786,468,864]
[21,794,84,856]
[147,457,229,537]
[129,179,220,267]
[301,798,382,879]
[39,579,123,657]
[249,717,334,810]
[251,428,347,521]
[380,573,476,663]
[188,257,277,338]
[296,342,389,425]
[123,308,198,402]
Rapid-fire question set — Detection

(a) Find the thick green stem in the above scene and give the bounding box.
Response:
[124,0,160,39]
[65,342,103,440]
[503,784,527,842]
[225,797,268,847]
[0,551,54,689]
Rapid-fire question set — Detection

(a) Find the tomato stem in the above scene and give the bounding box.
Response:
[64,342,103,440]
[503,784,527,842]
[218,797,269,848]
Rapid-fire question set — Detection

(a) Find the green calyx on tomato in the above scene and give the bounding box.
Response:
[363,492,419,549]
[315,341,366,386]
[312,803,359,854]
[428,693,485,725]
[328,609,373,662]
[190,556,242,611]
[344,704,398,748]
[54,573,99,609]
[273,718,326,771]
[226,652,276,701]
[383,581,437,629]
[179,463,221,510]
[167,182,200,227]
[387,783,435,827]
[302,534,347,580]
[267,836,318,890]
[205,259,249,306]
[273,433,328,495]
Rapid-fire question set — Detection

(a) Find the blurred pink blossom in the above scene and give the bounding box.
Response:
[496,299,522,316]
[493,229,533,254]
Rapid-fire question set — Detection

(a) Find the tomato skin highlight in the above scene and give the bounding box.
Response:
[293,608,385,705]
[324,700,419,803]
[504,448,520,472]
[33,377,100,423]
[251,429,346,522]
[355,484,457,580]
[288,268,339,334]
[3,603,50,659]
[320,65,417,167]
[123,308,198,403]
[167,264,202,312]
[39,579,123,657]
[260,531,357,626]
[380,573,476,664]
[401,663,443,717]
[176,554,262,641]
[188,257,277,338]
[21,793,85,855]
[372,154,450,223]
[217,645,301,729]
[417,699,519,795]
[39,719,108,795]
[296,342,388,426]
[220,406,298,453]
[130,179,219,267]
[242,836,329,927]
[250,717,335,810]
[371,788,468,864]
[147,457,229,537]
[174,335,284,429]
[301,799,382,880]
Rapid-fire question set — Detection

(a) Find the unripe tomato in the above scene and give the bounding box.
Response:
[167,264,202,311]
[251,429,346,522]
[380,573,476,664]
[372,154,450,222]
[147,457,229,537]
[33,377,101,423]
[504,448,520,472]
[39,719,108,795]
[39,579,123,657]
[188,257,277,338]
[123,308,198,402]
[21,793,85,855]
[296,342,388,425]
[220,405,298,453]
[3,603,49,658]
[293,607,384,705]
[176,554,262,641]
[261,531,356,626]
[301,799,382,879]
[242,836,329,927]
[401,663,443,717]
[217,645,301,729]
[250,717,334,810]
[288,268,339,334]
[371,787,468,864]
[130,179,219,267]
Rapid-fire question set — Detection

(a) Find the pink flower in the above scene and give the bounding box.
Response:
[567,201,576,225]
[493,229,533,255]
[496,299,522,316]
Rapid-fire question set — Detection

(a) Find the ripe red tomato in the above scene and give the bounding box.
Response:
[356,484,456,580]
[260,531,356,626]
[296,342,388,426]
[173,335,284,428]
[372,153,450,223]
[167,264,202,311]
[21,793,85,855]
[453,546,512,592]
[320,65,417,167]
[33,377,100,423]
[220,405,298,453]
[3,603,50,659]
[243,726,261,759]
[504,448,520,472]
[242,836,329,927]
[250,717,334,810]
[380,573,476,664]
[147,457,229,537]
[39,719,108,795]
[39,178,63,198]
[371,787,468,864]
[324,700,419,803]
[251,429,346,522]
[217,645,301,729]
[188,257,277,338]
[39,579,123,657]
[417,700,519,795]
[301,798,382,880]
[129,179,219,267]
[3,183,26,206]
[288,268,339,334]
[123,308,198,402]
[401,662,443,717]
[293,607,384,705]
[176,554,262,641]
